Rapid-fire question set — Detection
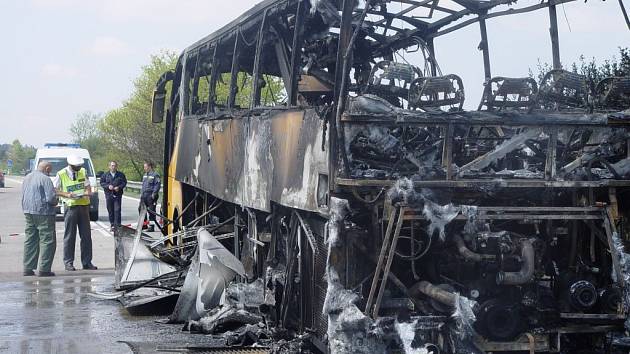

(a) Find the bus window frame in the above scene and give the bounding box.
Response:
[182,50,199,116]
[250,9,269,108]
[208,44,220,113]
[227,33,241,109]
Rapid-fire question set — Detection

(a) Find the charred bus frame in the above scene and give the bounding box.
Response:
[149,0,630,352]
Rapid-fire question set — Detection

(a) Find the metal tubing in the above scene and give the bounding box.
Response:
[453,234,483,262]
[410,281,457,307]
[497,239,535,285]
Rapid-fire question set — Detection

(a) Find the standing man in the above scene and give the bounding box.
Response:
[100,161,127,232]
[54,155,97,271]
[21,161,58,277]
[140,161,161,232]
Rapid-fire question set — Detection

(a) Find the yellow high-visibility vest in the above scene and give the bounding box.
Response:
[58,168,90,207]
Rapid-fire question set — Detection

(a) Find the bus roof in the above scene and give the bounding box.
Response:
[182,0,578,56]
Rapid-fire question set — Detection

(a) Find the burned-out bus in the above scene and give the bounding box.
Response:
[146,0,630,352]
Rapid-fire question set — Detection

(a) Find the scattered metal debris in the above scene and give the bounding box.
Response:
[170,228,246,323]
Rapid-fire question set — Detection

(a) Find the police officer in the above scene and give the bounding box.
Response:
[140,161,161,232]
[54,155,97,271]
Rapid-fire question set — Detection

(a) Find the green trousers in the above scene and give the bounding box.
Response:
[23,214,56,272]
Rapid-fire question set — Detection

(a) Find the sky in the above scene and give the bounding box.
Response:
[0,0,628,148]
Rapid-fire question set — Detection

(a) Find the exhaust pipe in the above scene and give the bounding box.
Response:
[496,239,535,285]
[410,281,457,307]
[453,234,483,262]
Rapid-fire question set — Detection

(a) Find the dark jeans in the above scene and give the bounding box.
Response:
[63,205,93,267]
[140,195,157,229]
[105,194,122,227]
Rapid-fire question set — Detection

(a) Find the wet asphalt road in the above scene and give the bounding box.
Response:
[0,177,205,354]
[0,275,211,354]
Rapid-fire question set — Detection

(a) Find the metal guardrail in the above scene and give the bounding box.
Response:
[124,181,163,193]
[126,181,143,191]
[125,181,144,193]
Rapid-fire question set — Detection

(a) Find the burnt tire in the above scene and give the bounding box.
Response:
[90,210,99,221]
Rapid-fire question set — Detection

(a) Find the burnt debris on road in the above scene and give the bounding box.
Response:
[78,0,630,353]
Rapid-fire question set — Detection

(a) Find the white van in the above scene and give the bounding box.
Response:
[34,143,99,221]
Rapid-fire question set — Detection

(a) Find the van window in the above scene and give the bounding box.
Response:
[39,158,94,177]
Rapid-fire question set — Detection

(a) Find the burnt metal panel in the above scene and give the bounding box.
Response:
[175,109,328,213]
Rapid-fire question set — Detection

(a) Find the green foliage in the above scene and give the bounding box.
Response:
[0,143,10,171]
[530,47,630,83]
[570,47,630,83]
[99,50,178,180]
[200,72,286,109]
[6,139,36,174]
[260,74,287,106]
[69,111,110,172]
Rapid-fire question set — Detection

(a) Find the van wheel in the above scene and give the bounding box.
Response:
[90,211,99,221]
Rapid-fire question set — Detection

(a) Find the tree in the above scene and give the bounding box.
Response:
[0,143,10,170]
[7,139,36,174]
[69,111,110,171]
[531,47,630,83]
[570,47,630,83]
[70,111,102,143]
[99,51,178,180]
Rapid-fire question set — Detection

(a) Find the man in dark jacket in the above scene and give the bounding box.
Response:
[140,161,160,232]
[100,161,127,231]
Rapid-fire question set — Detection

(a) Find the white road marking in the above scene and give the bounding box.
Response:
[5,177,23,184]
[97,191,161,211]
[92,221,112,237]
[97,189,140,202]
[122,194,140,202]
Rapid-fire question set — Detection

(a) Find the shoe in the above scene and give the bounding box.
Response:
[109,226,114,232]
[83,264,98,270]
[38,271,55,277]
[23,270,35,276]
[65,264,76,271]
